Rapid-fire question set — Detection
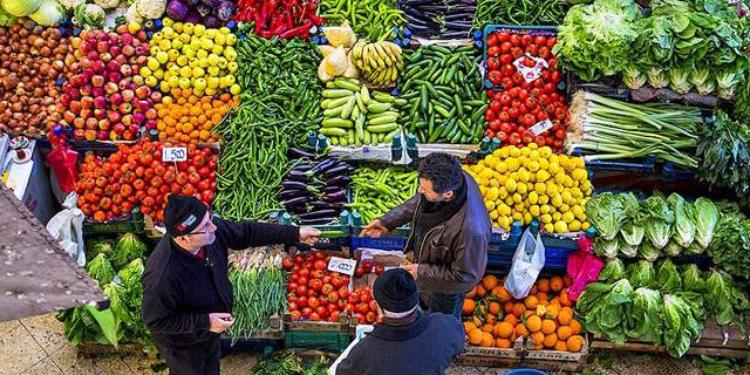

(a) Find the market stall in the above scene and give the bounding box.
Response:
[0,0,749,371]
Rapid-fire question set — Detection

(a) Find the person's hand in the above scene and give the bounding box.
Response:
[208,313,234,333]
[299,227,321,245]
[360,219,388,238]
[400,263,418,279]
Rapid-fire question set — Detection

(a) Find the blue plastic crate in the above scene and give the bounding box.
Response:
[660,162,695,181]
[350,226,411,251]
[487,246,575,272]
[571,149,656,177]
[482,25,558,89]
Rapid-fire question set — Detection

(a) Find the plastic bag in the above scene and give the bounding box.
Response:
[46,192,85,267]
[46,126,78,193]
[505,227,545,299]
[566,236,604,301]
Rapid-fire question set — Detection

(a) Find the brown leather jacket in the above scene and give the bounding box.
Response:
[380,172,491,294]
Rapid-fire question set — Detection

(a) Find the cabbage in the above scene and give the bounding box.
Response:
[655,259,682,293]
[1,0,40,16]
[681,264,706,292]
[662,240,683,257]
[29,0,63,26]
[662,294,703,358]
[668,193,696,247]
[586,192,628,241]
[594,236,621,259]
[627,260,656,288]
[643,196,674,249]
[0,7,16,25]
[112,233,147,269]
[86,253,116,287]
[599,258,626,282]
[626,288,662,343]
[576,282,615,314]
[694,198,719,249]
[638,241,661,262]
[620,192,645,247]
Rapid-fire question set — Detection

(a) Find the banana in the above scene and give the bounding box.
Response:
[379,42,396,65]
[352,43,363,66]
[374,43,391,66]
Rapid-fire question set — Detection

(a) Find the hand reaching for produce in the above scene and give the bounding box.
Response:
[208,313,235,333]
[360,220,388,238]
[400,264,418,279]
[299,227,322,245]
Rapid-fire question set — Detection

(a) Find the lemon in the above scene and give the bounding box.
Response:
[486,187,499,201]
[553,212,562,221]
[572,205,584,217]
[538,195,549,205]
[173,22,183,33]
[548,162,560,175]
[498,187,509,199]
[168,49,180,61]
[582,222,590,231]
[158,39,171,51]
[225,34,237,46]
[192,67,205,78]
[569,220,582,232]
[572,168,587,181]
[193,24,206,36]
[527,191,539,205]
[536,169,550,182]
[505,178,517,193]
[541,214,552,224]
[560,204,570,213]
[518,168,531,182]
[211,44,224,55]
[489,210,499,220]
[554,221,568,233]
[220,75,235,87]
[528,160,540,172]
[544,223,555,233]
[505,197,514,206]
[551,194,563,208]
[510,147,521,158]
[498,216,511,230]
[499,204,511,217]
[512,212,523,222]
[485,200,496,211]
[546,183,558,196]
[529,205,540,217]
[541,205,552,214]
[489,178,500,188]
[562,212,575,223]
[162,17,174,27]
[523,213,533,224]
[172,39,184,50]
[562,190,574,204]
[517,183,528,195]
[521,147,531,157]
[178,77,192,89]
[479,186,487,196]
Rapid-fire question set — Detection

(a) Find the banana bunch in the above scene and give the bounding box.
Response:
[320,77,408,147]
[351,41,404,87]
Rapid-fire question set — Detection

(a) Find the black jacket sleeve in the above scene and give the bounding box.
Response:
[142,270,212,341]
[214,217,300,250]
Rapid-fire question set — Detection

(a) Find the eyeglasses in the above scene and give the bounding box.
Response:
[184,212,214,237]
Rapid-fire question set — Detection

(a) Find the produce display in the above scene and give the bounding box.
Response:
[400,45,486,144]
[0,20,70,135]
[279,157,352,225]
[466,143,592,233]
[401,0,476,39]
[228,246,287,341]
[76,141,217,222]
[233,0,323,39]
[696,111,750,204]
[566,92,703,169]
[463,275,585,352]
[164,0,235,27]
[154,91,236,143]
[348,167,418,224]
[320,78,406,146]
[143,18,240,96]
[319,0,404,42]
[58,233,151,347]
[2,0,63,26]
[707,207,750,279]
[484,29,568,150]
[473,0,568,29]
[351,40,404,87]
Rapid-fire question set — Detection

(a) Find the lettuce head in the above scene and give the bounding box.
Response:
[668,193,696,248]
[644,196,674,249]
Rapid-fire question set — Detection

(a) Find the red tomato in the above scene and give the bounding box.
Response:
[309,279,323,292]
[499,94,512,106]
[338,286,349,299]
[369,300,378,312]
[356,303,370,314]
[311,270,325,279]
[488,46,500,57]
[360,292,372,304]
[547,37,556,48]
[297,296,308,308]
[287,282,298,293]
[501,64,514,77]
[308,297,320,309]
[488,71,502,85]
[510,34,521,46]
[538,46,550,59]
[327,292,339,304]
[489,119,501,131]
[348,293,359,304]
[487,33,499,47]
[296,285,308,296]
[316,306,327,319]
[314,260,327,271]
[521,34,532,47]
[309,312,320,321]
[500,41,512,53]
[291,311,302,320]
[500,53,513,65]
[288,302,299,312]
[511,47,523,59]
[330,311,341,322]
[496,32,510,42]
[354,266,365,278]
[487,57,500,71]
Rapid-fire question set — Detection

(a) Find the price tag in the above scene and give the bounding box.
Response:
[162,147,187,162]
[513,53,549,83]
[328,256,357,276]
[529,119,553,136]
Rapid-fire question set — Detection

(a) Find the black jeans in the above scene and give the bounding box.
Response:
[156,336,221,375]
[428,292,465,320]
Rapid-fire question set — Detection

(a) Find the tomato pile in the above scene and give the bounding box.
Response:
[484,31,569,151]
[282,251,380,324]
[76,141,217,222]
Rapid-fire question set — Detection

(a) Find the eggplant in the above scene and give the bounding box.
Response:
[404,0,432,5]
[403,6,428,19]
[299,209,338,220]
[281,196,313,207]
[322,185,346,195]
[322,164,350,179]
[308,200,339,210]
[445,13,474,21]
[288,147,316,159]
[288,169,313,180]
[299,217,337,225]
[279,189,308,200]
[309,158,336,175]
[445,21,473,30]
[282,180,309,191]
[326,175,351,186]
[441,31,472,38]
[325,190,348,202]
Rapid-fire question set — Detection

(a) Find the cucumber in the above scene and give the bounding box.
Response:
[368,111,400,120]
[367,102,392,113]
[360,86,371,105]
[355,116,365,141]
[323,89,355,98]
[323,96,351,109]
[355,92,367,114]
[320,127,347,137]
[373,91,395,103]
[333,80,361,92]
[341,96,356,120]
[322,118,354,128]
[363,129,371,144]
[367,123,399,133]
[328,136,339,145]
[368,115,399,125]
[347,129,355,145]
[351,104,361,121]
[323,106,344,117]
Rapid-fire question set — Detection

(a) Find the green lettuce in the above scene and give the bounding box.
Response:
[620,242,638,258]
[681,264,706,292]
[668,193,696,247]
[643,196,674,249]
[690,68,716,95]
[86,253,115,287]
[647,67,670,88]
[662,293,703,358]
[626,287,663,343]
[599,258,626,283]
[623,65,647,89]
[594,237,621,259]
[582,279,634,344]
[620,193,646,247]
[706,269,735,326]
[112,233,147,269]
[627,260,656,288]
[587,192,628,241]
[577,282,615,314]
[656,259,683,293]
[669,67,693,94]
[663,240,683,257]
[694,198,719,249]
[87,239,114,260]
[638,241,661,262]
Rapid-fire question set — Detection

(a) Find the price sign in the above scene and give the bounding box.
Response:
[529,119,553,136]
[327,256,358,276]
[162,147,187,162]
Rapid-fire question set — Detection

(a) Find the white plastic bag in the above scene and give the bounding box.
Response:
[505,227,545,299]
[46,192,85,267]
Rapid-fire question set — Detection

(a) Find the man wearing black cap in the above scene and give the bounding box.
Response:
[336,269,464,375]
[361,152,491,319]
[142,194,321,375]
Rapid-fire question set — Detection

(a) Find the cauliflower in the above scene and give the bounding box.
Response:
[135,0,165,19]
[58,0,85,10]
[124,2,142,23]
[73,3,105,28]
[94,0,120,9]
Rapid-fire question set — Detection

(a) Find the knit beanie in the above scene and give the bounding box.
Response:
[373,268,419,313]
[164,194,207,237]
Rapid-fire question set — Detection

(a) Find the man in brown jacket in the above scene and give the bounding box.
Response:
[361,152,491,319]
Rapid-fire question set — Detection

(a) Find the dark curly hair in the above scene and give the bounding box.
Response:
[418,153,463,194]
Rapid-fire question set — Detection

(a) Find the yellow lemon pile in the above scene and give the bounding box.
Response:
[465,143,593,234]
[141,18,240,96]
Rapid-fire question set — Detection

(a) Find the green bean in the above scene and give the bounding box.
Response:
[472,0,569,30]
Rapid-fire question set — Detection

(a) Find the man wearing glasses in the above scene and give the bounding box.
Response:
[142,194,321,375]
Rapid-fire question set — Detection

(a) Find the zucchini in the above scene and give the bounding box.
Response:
[367,102,392,113]
[321,127,347,137]
[322,118,354,128]
[323,89,355,98]
[369,115,400,125]
[367,123,399,133]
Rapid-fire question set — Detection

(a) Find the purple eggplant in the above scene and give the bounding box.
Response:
[325,190,347,202]
[288,147,316,159]
[309,158,336,175]
[282,180,309,191]
[279,189,308,200]
[322,185,346,195]
[326,175,351,186]
[281,196,312,207]
[299,209,338,220]
[322,164,350,179]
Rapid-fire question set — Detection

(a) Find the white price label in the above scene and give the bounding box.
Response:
[327,256,357,276]
[529,119,553,136]
[513,53,549,83]
[162,147,187,162]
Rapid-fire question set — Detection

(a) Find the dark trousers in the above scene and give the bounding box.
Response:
[156,336,221,375]
[428,292,465,320]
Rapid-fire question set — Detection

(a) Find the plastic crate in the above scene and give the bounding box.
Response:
[221,336,283,355]
[487,245,576,272]
[283,330,351,352]
[482,25,558,89]
[83,209,145,235]
[276,211,351,250]
[660,162,695,181]
[571,149,657,177]
[350,210,411,251]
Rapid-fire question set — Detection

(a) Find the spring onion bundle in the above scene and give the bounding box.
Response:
[228,246,287,342]
[566,91,702,169]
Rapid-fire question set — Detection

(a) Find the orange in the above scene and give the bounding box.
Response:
[462,299,475,316]
[492,286,512,302]
[470,315,483,328]
[494,322,514,338]
[482,323,494,333]
[563,275,573,287]
[557,307,573,326]
[503,314,518,326]
[489,301,502,315]
[530,331,545,350]
[537,292,549,302]
[485,315,497,326]
[537,278,550,293]
[475,285,487,298]
[557,326,573,340]
[468,328,483,345]
[526,315,542,333]
[512,303,526,317]
[504,301,514,314]
[554,340,568,352]
[567,335,584,352]
[543,334,558,348]
[496,338,512,349]
[545,304,559,320]
[559,289,572,307]
[514,324,529,337]
[524,310,536,319]
[464,321,477,333]
[482,275,499,291]
[524,295,539,310]
[569,319,582,335]
[541,319,557,335]
[480,332,494,347]
[550,276,564,292]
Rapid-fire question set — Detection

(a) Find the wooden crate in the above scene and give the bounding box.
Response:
[454,338,524,367]
[522,335,590,372]
[283,311,354,332]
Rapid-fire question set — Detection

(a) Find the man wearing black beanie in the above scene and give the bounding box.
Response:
[336,269,464,375]
[142,194,321,375]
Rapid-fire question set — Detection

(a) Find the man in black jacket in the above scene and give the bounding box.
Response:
[336,269,464,375]
[142,195,320,375]
[361,153,491,319]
